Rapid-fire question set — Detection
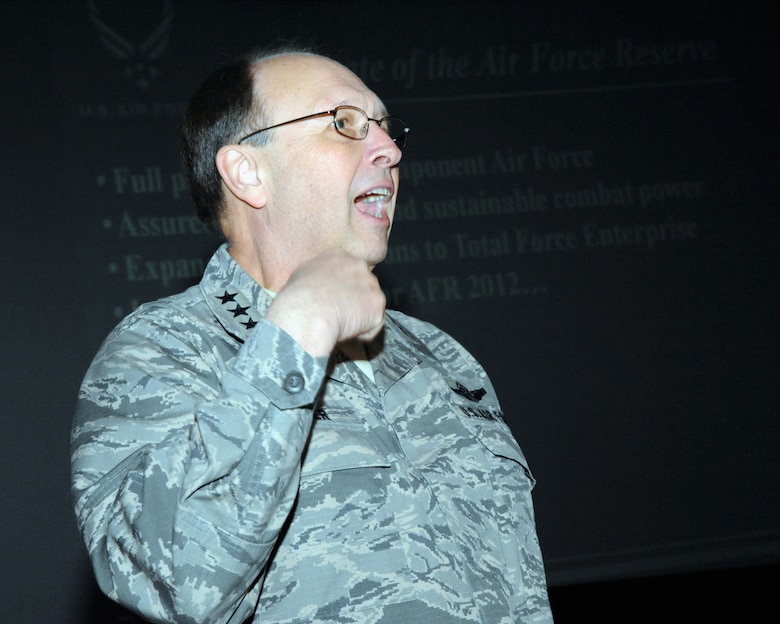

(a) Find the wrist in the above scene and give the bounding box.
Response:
[265,301,337,357]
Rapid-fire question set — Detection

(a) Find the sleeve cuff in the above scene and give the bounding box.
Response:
[230,318,328,409]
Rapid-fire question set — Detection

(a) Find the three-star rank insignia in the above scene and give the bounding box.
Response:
[216,290,259,330]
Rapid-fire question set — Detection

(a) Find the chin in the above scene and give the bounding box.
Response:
[349,237,388,266]
[364,252,387,269]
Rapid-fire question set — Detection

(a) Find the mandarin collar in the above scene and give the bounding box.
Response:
[200,243,272,343]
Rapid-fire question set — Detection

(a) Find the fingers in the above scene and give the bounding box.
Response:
[264,250,386,356]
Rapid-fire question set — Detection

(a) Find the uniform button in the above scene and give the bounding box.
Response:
[283,371,305,394]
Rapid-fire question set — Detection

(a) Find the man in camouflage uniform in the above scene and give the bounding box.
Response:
[71,46,553,624]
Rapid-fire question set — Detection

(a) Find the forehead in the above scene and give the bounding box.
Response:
[255,53,386,117]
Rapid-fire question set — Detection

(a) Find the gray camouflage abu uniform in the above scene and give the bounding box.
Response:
[72,243,553,623]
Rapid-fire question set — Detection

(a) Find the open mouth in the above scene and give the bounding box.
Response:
[354,187,392,219]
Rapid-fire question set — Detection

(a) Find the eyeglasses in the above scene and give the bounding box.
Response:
[237,105,409,148]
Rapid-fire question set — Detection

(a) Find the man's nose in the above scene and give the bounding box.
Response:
[366,123,403,167]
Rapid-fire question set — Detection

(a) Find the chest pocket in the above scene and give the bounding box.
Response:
[446,377,536,486]
[300,405,391,476]
[464,413,535,485]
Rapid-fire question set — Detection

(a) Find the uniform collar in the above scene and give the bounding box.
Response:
[327,322,421,394]
[370,314,423,391]
[198,245,424,387]
[200,243,271,344]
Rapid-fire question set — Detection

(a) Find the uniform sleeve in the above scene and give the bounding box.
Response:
[71,308,328,624]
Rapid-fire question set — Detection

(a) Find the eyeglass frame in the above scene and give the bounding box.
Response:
[237,105,409,148]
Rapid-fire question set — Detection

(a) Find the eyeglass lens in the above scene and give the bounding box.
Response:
[333,107,407,148]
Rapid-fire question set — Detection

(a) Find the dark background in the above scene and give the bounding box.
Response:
[1,1,777,621]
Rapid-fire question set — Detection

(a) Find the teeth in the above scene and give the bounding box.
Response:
[356,188,391,203]
[355,188,391,218]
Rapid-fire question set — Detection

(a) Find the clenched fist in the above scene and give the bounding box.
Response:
[264,249,386,356]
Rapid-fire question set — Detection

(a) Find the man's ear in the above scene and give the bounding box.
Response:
[215,145,268,208]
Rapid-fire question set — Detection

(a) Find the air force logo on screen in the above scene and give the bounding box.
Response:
[87,0,174,90]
